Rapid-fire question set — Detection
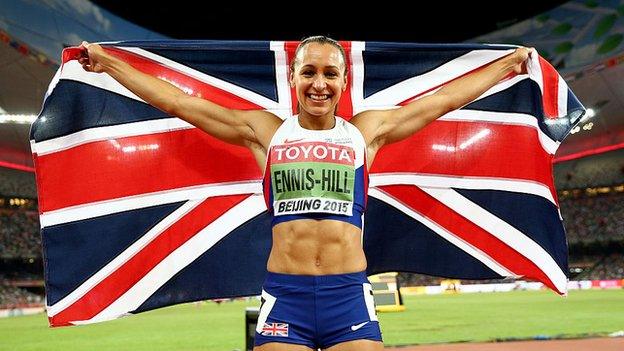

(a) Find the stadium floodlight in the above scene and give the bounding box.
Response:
[0,114,38,124]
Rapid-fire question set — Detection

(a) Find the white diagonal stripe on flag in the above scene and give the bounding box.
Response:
[402,74,529,108]
[32,118,193,155]
[557,76,568,117]
[439,109,559,154]
[420,186,567,293]
[40,181,263,228]
[81,194,266,324]
[361,49,514,108]
[369,173,556,205]
[369,187,515,277]
[120,47,282,111]
[47,198,204,316]
[59,60,145,103]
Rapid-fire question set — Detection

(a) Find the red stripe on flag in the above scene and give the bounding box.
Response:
[37,119,556,213]
[262,161,271,209]
[284,42,299,116]
[371,120,556,199]
[337,41,353,119]
[103,47,263,110]
[49,194,248,327]
[538,57,559,119]
[380,185,561,293]
[36,129,260,212]
[62,47,83,66]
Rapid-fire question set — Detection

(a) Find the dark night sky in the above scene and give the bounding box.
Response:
[91,1,570,42]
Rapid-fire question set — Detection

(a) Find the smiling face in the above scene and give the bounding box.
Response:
[290,42,348,119]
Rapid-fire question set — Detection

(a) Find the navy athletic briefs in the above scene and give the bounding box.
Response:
[254,271,382,349]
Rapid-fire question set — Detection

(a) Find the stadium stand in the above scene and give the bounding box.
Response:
[0,281,43,308]
[559,191,624,244]
[587,253,624,280]
[0,209,41,259]
[565,251,624,283]
[0,167,45,309]
[0,167,37,199]
[554,149,624,190]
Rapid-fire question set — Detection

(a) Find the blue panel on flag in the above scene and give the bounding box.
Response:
[31,80,169,142]
[454,189,568,273]
[364,197,502,279]
[134,212,272,312]
[465,78,543,116]
[362,43,513,99]
[43,201,186,305]
[127,41,279,102]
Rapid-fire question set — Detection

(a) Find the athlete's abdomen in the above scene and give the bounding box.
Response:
[267,218,367,275]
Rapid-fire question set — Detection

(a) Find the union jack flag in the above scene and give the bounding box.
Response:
[31,40,584,327]
[261,322,289,337]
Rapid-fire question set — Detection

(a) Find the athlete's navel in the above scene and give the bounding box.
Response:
[315,257,321,266]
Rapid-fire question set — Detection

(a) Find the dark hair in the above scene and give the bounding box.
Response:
[290,36,347,77]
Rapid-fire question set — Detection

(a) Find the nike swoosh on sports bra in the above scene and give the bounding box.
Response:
[262,115,368,228]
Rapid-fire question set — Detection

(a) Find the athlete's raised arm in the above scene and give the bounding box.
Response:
[78,42,282,154]
[350,47,532,166]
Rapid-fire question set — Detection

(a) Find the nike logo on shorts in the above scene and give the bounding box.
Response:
[350,321,369,331]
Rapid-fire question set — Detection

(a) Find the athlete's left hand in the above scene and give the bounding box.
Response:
[510,47,533,75]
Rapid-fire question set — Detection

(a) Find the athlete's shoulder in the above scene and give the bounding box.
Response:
[259,110,285,127]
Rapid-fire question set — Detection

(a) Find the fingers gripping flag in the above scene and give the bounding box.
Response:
[31,40,585,327]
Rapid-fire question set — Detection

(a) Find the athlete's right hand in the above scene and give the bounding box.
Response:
[78,41,108,73]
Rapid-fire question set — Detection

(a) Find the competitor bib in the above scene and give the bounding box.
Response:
[270,141,356,216]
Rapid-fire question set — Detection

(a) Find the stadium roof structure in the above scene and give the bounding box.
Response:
[0,0,623,171]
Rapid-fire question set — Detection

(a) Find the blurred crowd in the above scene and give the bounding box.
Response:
[559,192,624,243]
[0,281,43,308]
[576,253,624,281]
[0,168,36,199]
[0,209,41,258]
[554,149,624,190]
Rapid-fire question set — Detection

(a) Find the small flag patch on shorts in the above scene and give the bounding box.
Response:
[261,322,289,336]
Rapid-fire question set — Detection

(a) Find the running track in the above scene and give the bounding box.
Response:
[386,337,623,350]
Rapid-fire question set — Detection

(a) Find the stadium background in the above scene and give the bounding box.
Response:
[0,0,622,350]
